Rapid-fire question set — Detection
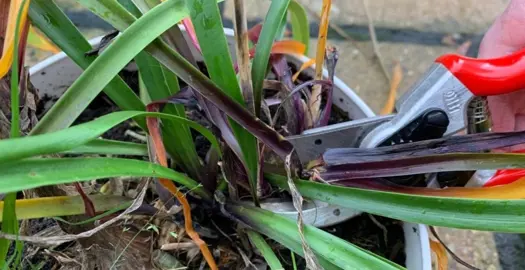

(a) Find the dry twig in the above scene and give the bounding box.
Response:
[367,214,388,246]
[362,0,391,82]
[233,0,254,113]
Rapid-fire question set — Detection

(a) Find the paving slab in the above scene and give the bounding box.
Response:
[436,227,501,270]
[223,0,509,33]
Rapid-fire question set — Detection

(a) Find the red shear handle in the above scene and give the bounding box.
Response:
[435,47,525,96]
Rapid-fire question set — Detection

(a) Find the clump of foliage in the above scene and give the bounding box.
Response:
[2,0,525,269]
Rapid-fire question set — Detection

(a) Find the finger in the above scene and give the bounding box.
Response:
[478,0,525,58]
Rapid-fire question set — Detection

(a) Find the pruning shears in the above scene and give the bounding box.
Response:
[263,47,525,227]
[288,47,525,163]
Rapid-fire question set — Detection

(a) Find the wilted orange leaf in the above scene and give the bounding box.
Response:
[271,40,305,55]
[308,0,331,125]
[430,238,448,270]
[0,0,31,79]
[380,62,403,115]
[145,107,217,270]
[292,58,315,82]
[248,40,306,58]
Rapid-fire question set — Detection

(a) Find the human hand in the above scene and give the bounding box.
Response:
[478,0,525,151]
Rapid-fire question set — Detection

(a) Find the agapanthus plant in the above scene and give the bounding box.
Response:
[0,0,525,269]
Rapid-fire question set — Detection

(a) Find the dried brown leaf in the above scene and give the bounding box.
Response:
[233,0,254,113]
[285,153,323,270]
[380,62,403,115]
[308,0,332,126]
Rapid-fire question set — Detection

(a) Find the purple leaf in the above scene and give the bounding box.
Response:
[319,153,525,181]
[323,130,525,166]
[272,80,332,130]
[271,55,304,134]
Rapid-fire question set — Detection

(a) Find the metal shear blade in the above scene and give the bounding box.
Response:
[287,114,394,164]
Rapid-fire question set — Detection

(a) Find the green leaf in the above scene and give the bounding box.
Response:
[64,139,148,156]
[135,51,203,181]
[276,12,288,41]
[78,0,294,158]
[28,0,146,131]
[0,111,220,164]
[185,0,243,106]
[246,230,284,270]
[78,0,137,30]
[0,158,208,199]
[138,72,151,103]
[0,195,131,221]
[186,0,259,201]
[288,0,310,54]
[228,203,404,270]
[251,0,291,115]
[118,0,144,17]
[0,193,18,268]
[291,250,298,270]
[2,0,29,266]
[267,173,525,233]
[30,0,186,135]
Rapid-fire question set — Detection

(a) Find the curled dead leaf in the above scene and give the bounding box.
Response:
[380,62,403,115]
[430,238,448,270]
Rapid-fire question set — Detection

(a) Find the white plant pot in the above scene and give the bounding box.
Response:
[28,28,431,270]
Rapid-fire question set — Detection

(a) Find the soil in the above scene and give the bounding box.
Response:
[325,214,407,265]
[28,57,407,269]
[6,219,65,269]
[36,69,144,144]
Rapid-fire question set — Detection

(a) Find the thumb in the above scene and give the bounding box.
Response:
[478,0,525,151]
[478,0,525,58]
